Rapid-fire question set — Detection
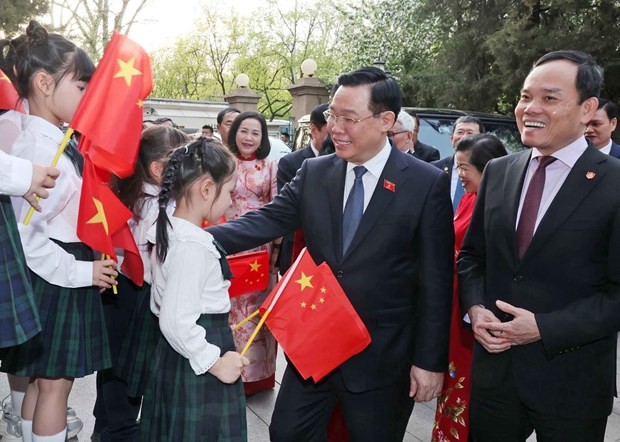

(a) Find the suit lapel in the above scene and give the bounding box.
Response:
[322,156,347,263]
[522,147,607,260]
[343,148,407,259]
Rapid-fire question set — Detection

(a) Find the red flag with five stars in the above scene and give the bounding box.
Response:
[227,250,270,297]
[71,31,152,178]
[259,248,371,382]
[0,68,25,112]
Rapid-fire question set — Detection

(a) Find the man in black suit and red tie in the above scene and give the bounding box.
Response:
[209,67,454,441]
[458,50,620,441]
[585,98,620,159]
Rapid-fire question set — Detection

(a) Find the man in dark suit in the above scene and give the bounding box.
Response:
[209,67,454,441]
[276,103,329,273]
[458,50,620,441]
[432,115,484,211]
[388,111,440,162]
[586,97,620,159]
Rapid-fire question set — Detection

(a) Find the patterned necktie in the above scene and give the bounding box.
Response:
[453,175,465,212]
[342,166,367,253]
[516,156,557,258]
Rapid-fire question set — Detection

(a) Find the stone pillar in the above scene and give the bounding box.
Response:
[286,77,330,129]
[224,87,261,113]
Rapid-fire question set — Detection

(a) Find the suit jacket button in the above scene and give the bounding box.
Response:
[336,270,343,278]
[513,275,523,282]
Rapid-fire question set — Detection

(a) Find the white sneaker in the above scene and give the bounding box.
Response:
[1,395,22,441]
[65,407,83,440]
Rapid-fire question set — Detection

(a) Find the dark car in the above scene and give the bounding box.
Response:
[404,107,526,159]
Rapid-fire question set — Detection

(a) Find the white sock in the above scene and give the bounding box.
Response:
[21,419,33,442]
[32,428,67,442]
[10,390,25,418]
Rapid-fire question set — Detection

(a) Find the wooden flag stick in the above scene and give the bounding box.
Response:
[102,253,118,295]
[23,128,74,225]
[234,309,260,330]
[239,248,308,357]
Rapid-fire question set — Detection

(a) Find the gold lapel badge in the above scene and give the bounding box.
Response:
[586,171,596,180]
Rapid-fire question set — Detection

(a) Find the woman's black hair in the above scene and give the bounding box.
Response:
[155,137,236,263]
[455,133,508,173]
[227,111,271,159]
[113,126,190,216]
[0,20,94,100]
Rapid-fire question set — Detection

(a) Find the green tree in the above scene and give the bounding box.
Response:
[0,0,49,36]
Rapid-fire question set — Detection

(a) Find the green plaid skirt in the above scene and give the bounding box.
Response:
[0,196,40,348]
[115,280,157,397]
[0,240,112,378]
[139,313,247,442]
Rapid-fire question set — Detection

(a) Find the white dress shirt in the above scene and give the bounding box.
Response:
[342,139,392,212]
[0,111,32,196]
[599,140,612,156]
[10,115,92,287]
[147,217,231,375]
[516,136,588,232]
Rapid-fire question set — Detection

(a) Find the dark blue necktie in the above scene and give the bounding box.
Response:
[342,166,367,253]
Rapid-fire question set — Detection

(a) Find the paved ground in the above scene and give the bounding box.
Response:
[3,343,620,441]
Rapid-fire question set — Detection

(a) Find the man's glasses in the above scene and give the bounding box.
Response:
[387,130,408,138]
[323,110,377,128]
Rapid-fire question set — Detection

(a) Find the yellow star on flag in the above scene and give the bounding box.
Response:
[319,297,325,303]
[311,304,317,310]
[249,260,261,272]
[300,301,307,308]
[113,57,142,87]
[137,99,144,108]
[86,197,109,235]
[320,286,327,294]
[295,272,314,291]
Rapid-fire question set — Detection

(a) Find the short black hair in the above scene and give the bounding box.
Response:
[202,124,214,131]
[455,133,507,174]
[453,115,485,134]
[534,50,603,103]
[336,67,402,118]
[597,98,619,121]
[217,107,241,124]
[227,111,271,159]
[310,103,329,129]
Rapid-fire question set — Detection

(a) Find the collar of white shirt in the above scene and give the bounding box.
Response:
[345,138,392,178]
[529,135,588,169]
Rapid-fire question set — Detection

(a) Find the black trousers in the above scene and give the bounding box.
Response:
[269,363,414,442]
[469,363,607,442]
[93,274,141,442]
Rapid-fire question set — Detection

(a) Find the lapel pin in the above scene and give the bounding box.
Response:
[586,171,596,180]
[443,167,449,173]
[384,179,396,192]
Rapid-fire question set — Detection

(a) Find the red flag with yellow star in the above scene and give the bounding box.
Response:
[71,32,152,178]
[77,150,144,285]
[227,250,270,297]
[0,68,25,112]
[259,248,371,382]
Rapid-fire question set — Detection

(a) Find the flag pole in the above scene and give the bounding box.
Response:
[234,309,260,330]
[102,253,118,295]
[240,248,308,357]
[23,128,74,225]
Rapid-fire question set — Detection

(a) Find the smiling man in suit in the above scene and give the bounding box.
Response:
[208,67,454,441]
[458,50,620,441]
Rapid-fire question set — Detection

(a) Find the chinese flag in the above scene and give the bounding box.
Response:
[71,32,152,178]
[228,250,270,298]
[259,248,371,382]
[0,68,25,112]
[77,150,144,285]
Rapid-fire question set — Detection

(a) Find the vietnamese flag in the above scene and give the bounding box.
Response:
[71,32,152,178]
[227,250,270,298]
[0,68,25,112]
[77,150,144,285]
[259,248,371,382]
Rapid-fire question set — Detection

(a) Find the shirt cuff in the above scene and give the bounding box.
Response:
[189,343,221,376]
[72,260,94,288]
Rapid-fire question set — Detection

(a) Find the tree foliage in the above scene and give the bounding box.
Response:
[0,0,49,36]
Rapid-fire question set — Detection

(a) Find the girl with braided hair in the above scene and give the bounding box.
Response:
[0,20,117,442]
[140,137,249,442]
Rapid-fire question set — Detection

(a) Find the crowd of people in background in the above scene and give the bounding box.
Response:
[0,18,619,442]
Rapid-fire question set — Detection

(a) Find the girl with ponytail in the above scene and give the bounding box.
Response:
[140,137,249,441]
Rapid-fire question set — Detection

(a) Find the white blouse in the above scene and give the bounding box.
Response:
[10,115,92,288]
[147,216,231,375]
[0,111,31,196]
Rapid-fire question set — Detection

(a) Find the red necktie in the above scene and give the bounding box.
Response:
[516,156,557,258]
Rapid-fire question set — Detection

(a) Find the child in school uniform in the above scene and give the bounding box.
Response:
[0,21,117,442]
[140,137,249,441]
[92,125,190,441]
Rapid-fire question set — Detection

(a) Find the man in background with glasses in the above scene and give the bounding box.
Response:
[208,66,454,441]
[388,110,440,162]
